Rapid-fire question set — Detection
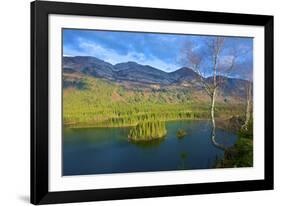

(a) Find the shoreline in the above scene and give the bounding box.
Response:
[63,118,211,129]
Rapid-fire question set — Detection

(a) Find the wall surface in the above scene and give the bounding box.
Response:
[0,0,279,205]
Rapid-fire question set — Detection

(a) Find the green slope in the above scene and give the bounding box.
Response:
[63,74,244,128]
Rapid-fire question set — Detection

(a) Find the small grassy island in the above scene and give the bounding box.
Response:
[128,121,167,141]
[176,129,187,138]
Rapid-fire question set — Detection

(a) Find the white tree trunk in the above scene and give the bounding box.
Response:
[210,89,217,145]
[211,89,216,133]
[210,88,225,150]
[242,83,252,131]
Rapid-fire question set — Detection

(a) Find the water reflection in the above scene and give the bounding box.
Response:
[63,120,238,176]
[129,138,165,149]
[178,151,189,170]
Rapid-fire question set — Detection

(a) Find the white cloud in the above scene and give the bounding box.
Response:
[64,38,179,72]
[219,55,235,67]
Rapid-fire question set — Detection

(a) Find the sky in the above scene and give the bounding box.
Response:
[63,29,253,80]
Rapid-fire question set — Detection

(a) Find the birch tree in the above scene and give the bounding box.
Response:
[182,37,236,149]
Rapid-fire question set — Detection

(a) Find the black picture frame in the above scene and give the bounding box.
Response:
[31,0,274,204]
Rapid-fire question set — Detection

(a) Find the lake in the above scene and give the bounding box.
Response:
[63,120,237,176]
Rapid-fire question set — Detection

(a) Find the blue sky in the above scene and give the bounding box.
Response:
[63,29,253,80]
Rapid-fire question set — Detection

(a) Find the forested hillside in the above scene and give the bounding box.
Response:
[63,66,245,128]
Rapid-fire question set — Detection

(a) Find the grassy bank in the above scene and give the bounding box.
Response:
[64,101,244,128]
[216,119,253,168]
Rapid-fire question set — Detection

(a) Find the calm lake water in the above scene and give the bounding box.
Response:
[63,120,237,176]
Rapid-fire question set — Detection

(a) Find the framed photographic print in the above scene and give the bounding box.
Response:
[31,0,274,204]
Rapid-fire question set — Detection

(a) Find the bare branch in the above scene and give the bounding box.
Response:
[194,66,213,97]
[182,41,213,97]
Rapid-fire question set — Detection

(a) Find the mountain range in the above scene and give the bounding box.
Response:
[63,56,250,98]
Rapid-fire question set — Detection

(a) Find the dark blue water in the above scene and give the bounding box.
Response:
[63,120,237,176]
